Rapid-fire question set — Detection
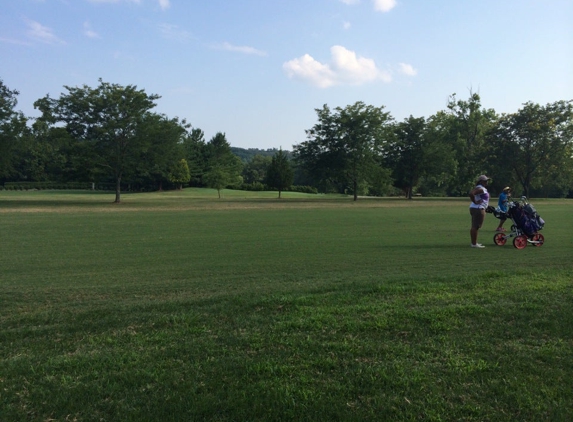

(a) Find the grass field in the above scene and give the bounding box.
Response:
[1,189,572,421]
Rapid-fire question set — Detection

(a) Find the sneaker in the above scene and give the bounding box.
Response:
[471,244,485,248]
[496,227,506,232]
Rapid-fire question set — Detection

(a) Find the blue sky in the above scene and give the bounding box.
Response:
[2,0,572,149]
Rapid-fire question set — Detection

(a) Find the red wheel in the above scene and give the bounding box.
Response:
[493,232,507,246]
[531,233,544,247]
[513,235,528,250]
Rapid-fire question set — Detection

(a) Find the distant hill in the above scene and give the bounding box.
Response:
[231,147,292,162]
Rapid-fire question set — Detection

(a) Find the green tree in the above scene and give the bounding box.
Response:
[416,111,458,196]
[137,114,189,191]
[444,92,497,195]
[487,100,573,197]
[203,132,243,196]
[231,147,280,162]
[204,165,230,198]
[0,79,28,180]
[35,79,160,203]
[266,148,293,198]
[386,116,426,199]
[205,132,242,170]
[169,158,191,190]
[12,132,57,182]
[294,102,393,201]
[32,97,98,184]
[182,128,207,186]
[242,154,272,185]
[13,119,84,184]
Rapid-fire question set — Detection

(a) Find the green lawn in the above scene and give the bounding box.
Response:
[1,190,572,421]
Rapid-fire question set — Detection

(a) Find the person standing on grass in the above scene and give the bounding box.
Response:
[469,175,491,248]
[496,186,511,232]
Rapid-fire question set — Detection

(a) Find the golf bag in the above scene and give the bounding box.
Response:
[490,196,546,249]
[507,200,545,236]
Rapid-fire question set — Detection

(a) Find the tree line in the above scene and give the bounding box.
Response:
[294,96,573,200]
[1,78,572,201]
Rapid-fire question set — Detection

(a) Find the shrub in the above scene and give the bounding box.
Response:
[242,182,266,191]
[288,185,318,194]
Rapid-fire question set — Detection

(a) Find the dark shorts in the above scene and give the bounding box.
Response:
[470,207,485,229]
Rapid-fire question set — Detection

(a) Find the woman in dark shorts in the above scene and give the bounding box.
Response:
[468,175,491,248]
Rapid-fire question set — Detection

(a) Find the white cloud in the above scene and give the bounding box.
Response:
[158,0,170,10]
[215,42,267,57]
[83,21,100,39]
[343,21,351,30]
[373,0,396,12]
[283,45,391,88]
[341,0,396,12]
[283,54,337,88]
[398,62,417,76]
[25,19,65,44]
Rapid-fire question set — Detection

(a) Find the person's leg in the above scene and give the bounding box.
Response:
[470,208,485,246]
[470,227,478,244]
[496,214,508,231]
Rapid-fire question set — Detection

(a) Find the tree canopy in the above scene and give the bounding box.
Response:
[486,100,573,197]
[294,102,393,201]
[0,79,28,180]
[203,132,243,197]
[266,148,293,198]
[35,79,160,202]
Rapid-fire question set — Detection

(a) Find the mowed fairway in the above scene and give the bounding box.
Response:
[1,190,572,421]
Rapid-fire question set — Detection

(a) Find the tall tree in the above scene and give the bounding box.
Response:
[294,102,393,201]
[137,114,189,191]
[487,100,573,197]
[18,118,85,183]
[416,111,458,196]
[35,79,160,203]
[444,92,497,195]
[169,158,191,190]
[266,148,293,198]
[0,79,28,180]
[386,116,426,199]
[182,128,207,186]
[203,132,243,195]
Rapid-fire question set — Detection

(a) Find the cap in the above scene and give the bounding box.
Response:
[477,175,491,182]
[503,186,511,191]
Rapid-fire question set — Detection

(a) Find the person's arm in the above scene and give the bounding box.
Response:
[470,187,484,204]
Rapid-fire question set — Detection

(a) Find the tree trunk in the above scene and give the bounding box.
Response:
[353,179,358,201]
[114,175,121,203]
[158,180,163,191]
[408,176,415,199]
[278,189,282,199]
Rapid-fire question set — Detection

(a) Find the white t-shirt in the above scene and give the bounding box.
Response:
[469,184,490,209]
